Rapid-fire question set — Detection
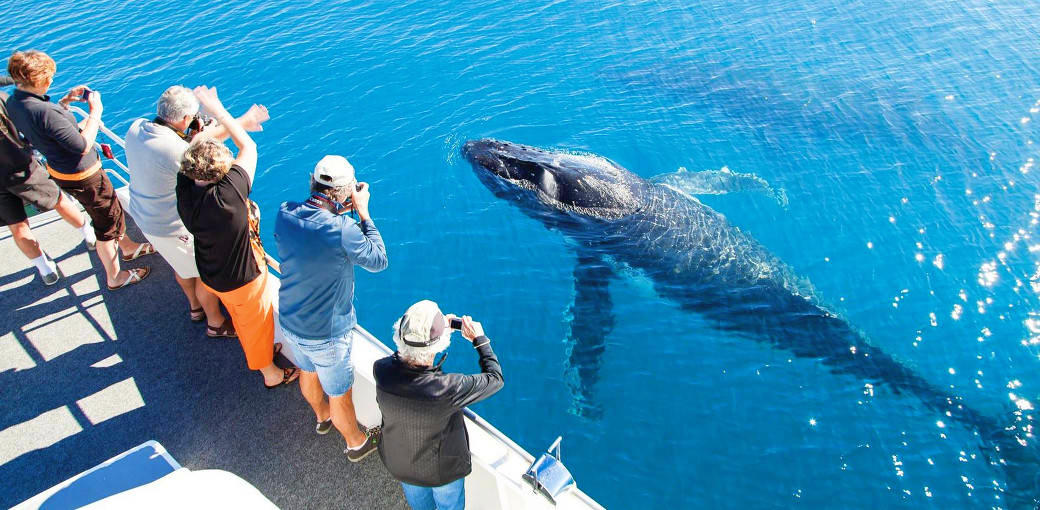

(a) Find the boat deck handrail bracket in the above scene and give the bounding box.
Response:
[523,436,577,504]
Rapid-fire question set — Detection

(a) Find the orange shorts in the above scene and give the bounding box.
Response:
[204,270,276,370]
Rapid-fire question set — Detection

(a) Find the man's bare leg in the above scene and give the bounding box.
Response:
[7,221,43,259]
[331,389,367,447]
[300,371,331,422]
[174,273,203,309]
[53,193,85,228]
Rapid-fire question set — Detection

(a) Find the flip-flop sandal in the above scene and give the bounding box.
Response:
[206,320,237,338]
[190,307,205,323]
[121,243,156,262]
[265,367,299,389]
[107,267,151,291]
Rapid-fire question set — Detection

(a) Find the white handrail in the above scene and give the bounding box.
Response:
[67,106,130,187]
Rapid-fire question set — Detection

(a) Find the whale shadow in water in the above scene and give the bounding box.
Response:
[462,138,1040,506]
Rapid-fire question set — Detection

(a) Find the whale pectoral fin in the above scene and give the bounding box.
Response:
[563,253,616,419]
[650,167,788,208]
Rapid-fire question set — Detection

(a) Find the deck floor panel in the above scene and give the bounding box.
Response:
[0,211,407,509]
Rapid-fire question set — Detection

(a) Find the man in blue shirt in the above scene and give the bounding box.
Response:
[274,155,388,461]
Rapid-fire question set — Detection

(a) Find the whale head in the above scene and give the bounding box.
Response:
[463,139,645,221]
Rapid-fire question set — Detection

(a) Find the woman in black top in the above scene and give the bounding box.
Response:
[176,85,298,389]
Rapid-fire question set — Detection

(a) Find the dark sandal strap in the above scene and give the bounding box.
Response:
[206,321,236,338]
[266,367,299,389]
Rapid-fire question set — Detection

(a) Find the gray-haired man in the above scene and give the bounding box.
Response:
[374,300,504,510]
[124,85,267,334]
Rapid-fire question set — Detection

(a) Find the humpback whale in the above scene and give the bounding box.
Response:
[462,138,1039,505]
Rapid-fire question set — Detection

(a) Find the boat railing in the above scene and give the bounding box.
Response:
[65,106,601,509]
[67,106,130,187]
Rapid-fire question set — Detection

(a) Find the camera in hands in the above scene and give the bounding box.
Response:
[187,112,214,137]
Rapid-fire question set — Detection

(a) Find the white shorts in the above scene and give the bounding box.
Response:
[143,228,200,279]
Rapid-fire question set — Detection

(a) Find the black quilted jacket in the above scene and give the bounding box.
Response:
[374,338,504,487]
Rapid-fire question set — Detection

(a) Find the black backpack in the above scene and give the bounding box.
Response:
[0,90,40,185]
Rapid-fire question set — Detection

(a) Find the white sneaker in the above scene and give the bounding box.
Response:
[41,270,60,286]
[316,418,333,435]
[80,223,96,250]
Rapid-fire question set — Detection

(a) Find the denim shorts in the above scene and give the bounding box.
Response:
[280,327,355,396]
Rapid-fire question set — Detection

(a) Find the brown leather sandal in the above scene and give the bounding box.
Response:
[206,320,237,338]
[265,367,299,389]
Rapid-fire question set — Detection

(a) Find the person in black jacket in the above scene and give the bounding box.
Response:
[374,300,504,510]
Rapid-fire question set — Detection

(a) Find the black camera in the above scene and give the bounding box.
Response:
[449,318,463,330]
[342,183,364,206]
[187,113,214,135]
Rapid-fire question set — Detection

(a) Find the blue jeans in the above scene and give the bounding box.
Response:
[400,478,465,510]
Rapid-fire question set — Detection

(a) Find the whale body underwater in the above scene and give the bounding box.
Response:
[461,138,1039,504]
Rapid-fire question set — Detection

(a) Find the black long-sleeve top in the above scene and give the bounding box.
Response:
[374,337,504,487]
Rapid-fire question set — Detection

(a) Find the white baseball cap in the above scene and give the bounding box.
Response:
[313,155,355,187]
[393,300,451,355]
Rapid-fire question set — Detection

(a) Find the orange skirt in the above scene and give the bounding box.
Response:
[203,270,276,370]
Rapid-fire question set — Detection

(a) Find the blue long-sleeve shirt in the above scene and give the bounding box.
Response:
[275,200,388,339]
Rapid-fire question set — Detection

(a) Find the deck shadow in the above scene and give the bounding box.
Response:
[0,216,407,509]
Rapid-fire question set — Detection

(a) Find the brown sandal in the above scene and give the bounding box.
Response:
[190,307,205,323]
[107,267,151,291]
[265,367,299,389]
[206,320,237,338]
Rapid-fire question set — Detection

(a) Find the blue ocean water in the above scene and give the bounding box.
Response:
[8,0,1040,507]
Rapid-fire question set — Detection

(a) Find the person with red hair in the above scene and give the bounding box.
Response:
[1,73,92,285]
[5,50,156,290]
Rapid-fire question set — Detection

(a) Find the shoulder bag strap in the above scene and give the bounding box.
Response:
[226,174,267,273]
